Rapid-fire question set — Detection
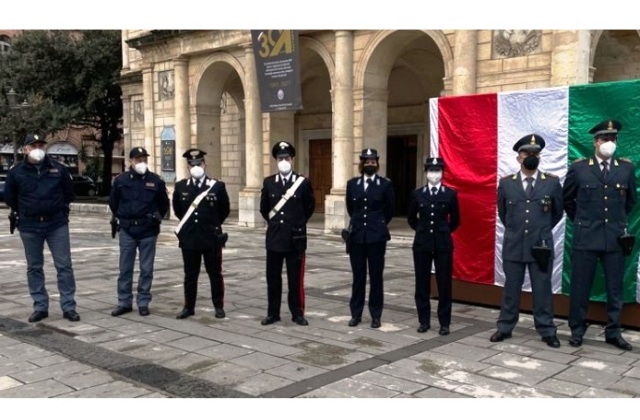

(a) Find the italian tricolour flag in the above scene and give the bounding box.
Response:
[429,79,640,302]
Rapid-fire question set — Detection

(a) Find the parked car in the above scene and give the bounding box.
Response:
[72,175,97,197]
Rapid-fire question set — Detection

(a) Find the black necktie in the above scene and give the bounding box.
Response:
[282,177,287,187]
[431,186,438,196]
[366,178,372,190]
[602,161,609,180]
[525,177,534,197]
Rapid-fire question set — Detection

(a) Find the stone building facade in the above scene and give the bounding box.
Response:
[119,30,640,232]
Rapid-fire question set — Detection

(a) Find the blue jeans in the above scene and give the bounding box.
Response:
[117,229,158,308]
[19,224,77,312]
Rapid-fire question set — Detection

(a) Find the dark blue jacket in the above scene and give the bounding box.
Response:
[109,168,170,240]
[5,156,75,232]
[408,184,460,253]
[346,175,395,244]
[563,156,637,252]
[260,172,315,253]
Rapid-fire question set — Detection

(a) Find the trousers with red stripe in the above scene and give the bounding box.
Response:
[265,250,306,318]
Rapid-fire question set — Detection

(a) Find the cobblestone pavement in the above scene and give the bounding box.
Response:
[1,203,639,400]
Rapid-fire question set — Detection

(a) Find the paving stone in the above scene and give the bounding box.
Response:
[120,343,187,362]
[554,366,622,389]
[480,365,552,386]
[0,378,73,397]
[352,370,427,394]
[432,342,501,362]
[443,370,556,397]
[375,360,463,390]
[0,335,22,348]
[232,351,290,371]
[570,357,633,376]
[60,380,152,398]
[299,387,352,398]
[265,361,329,381]
[536,378,589,396]
[165,336,221,352]
[233,373,294,396]
[137,329,189,344]
[577,387,631,398]
[195,361,259,385]
[529,349,580,365]
[607,376,640,397]
[194,343,254,361]
[410,350,491,374]
[0,375,22,391]
[11,361,91,384]
[0,343,52,361]
[481,352,567,376]
[30,354,70,367]
[55,368,115,390]
[319,377,400,398]
[413,387,469,398]
[576,349,638,365]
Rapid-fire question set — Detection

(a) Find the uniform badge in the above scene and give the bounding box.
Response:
[541,195,551,212]
[145,182,155,187]
[49,168,59,173]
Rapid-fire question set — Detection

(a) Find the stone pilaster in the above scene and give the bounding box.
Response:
[142,65,155,170]
[550,30,591,86]
[452,30,478,95]
[238,44,264,228]
[174,57,189,181]
[325,30,354,233]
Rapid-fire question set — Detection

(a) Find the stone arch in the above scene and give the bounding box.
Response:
[191,51,249,210]
[299,36,335,90]
[590,30,640,82]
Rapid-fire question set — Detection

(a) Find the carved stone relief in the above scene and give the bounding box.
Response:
[159,70,175,100]
[492,30,542,58]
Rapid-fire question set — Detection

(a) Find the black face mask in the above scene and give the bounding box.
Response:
[363,166,377,176]
[523,155,539,170]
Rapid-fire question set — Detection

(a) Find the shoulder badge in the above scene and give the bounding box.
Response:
[620,157,632,164]
[544,172,558,178]
[573,158,586,163]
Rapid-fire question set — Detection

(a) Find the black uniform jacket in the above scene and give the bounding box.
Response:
[346,175,395,244]
[498,171,563,262]
[260,172,315,253]
[563,156,637,252]
[172,177,230,250]
[407,184,460,253]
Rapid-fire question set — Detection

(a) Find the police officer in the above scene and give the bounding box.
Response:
[563,120,636,350]
[259,141,315,326]
[489,134,563,348]
[346,148,395,328]
[4,134,80,323]
[173,149,230,320]
[109,147,169,317]
[408,157,460,335]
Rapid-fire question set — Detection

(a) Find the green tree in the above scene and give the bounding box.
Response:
[0,30,122,194]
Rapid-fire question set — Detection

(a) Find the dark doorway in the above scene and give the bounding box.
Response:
[386,135,417,216]
[309,139,332,213]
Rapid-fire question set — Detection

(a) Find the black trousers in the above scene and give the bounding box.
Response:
[349,241,386,319]
[569,249,625,339]
[413,250,453,327]
[265,249,306,318]
[181,247,224,310]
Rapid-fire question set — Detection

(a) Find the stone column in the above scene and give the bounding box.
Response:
[142,65,156,170]
[325,30,354,233]
[551,30,591,86]
[121,30,129,70]
[452,30,478,95]
[362,88,389,175]
[238,44,264,227]
[174,57,190,181]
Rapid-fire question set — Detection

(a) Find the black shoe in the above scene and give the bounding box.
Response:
[542,335,561,348]
[214,307,226,319]
[371,318,381,329]
[176,308,195,319]
[63,310,80,322]
[568,336,583,347]
[261,315,281,325]
[489,331,512,342]
[348,317,361,327]
[292,316,309,326]
[111,306,132,317]
[417,323,430,333]
[605,336,633,351]
[138,307,150,316]
[28,311,48,323]
[439,326,450,336]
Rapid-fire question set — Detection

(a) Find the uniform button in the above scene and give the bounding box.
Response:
[364,214,367,218]
[430,213,434,216]
[195,219,198,223]
[281,211,284,214]
[430,221,434,224]
[430,230,433,233]
[605,208,608,211]
[364,206,367,210]
[604,197,608,200]
[364,222,367,226]
[605,219,608,223]
[195,212,198,215]
[280,220,284,223]
[431,204,435,208]
[526,209,529,213]
[525,229,528,234]
[526,200,530,203]
[364,198,367,201]
[604,185,608,189]
[525,220,529,223]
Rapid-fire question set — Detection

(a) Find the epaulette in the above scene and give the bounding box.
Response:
[619,157,632,164]
[544,172,558,178]
[573,158,586,163]
[501,173,515,180]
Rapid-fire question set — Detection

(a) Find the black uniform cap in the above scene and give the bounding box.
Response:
[24,134,46,146]
[182,148,207,165]
[424,157,445,171]
[513,134,545,153]
[359,148,379,160]
[272,141,296,159]
[129,147,150,159]
[589,120,622,137]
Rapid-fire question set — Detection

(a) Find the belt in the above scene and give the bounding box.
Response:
[21,213,63,222]
[118,218,149,227]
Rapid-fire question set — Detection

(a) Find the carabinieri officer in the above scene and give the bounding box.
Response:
[173,148,230,320]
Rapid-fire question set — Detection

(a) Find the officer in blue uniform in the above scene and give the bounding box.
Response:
[259,141,315,326]
[109,147,169,317]
[408,157,460,335]
[5,134,80,323]
[563,120,636,351]
[490,134,563,348]
[346,148,395,328]
[173,149,230,320]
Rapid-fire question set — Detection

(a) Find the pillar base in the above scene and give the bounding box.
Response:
[324,194,349,234]
[238,189,264,228]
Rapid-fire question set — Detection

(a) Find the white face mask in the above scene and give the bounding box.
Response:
[599,141,617,158]
[134,162,148,175]
[28,148,46,163]
[426,171,443,185]
[277,160,292,174]
[190,165,205,179]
